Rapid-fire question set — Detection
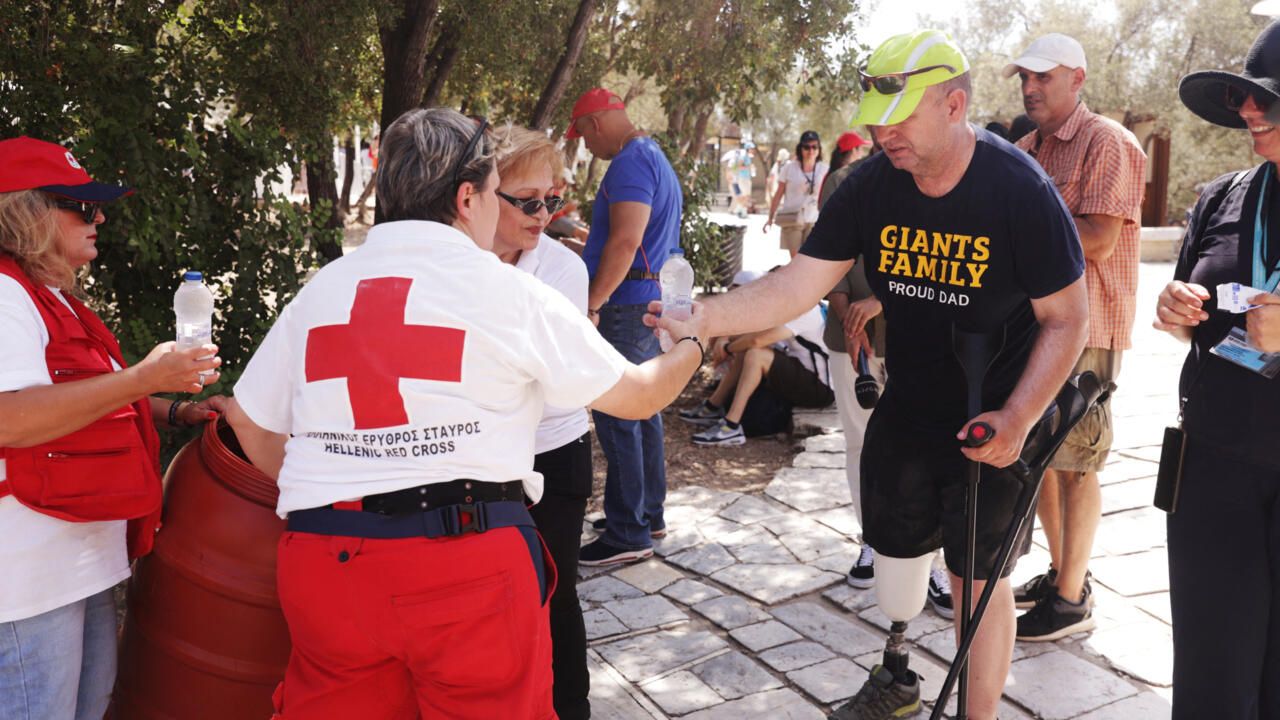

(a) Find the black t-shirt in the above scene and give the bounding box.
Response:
[801,127,1084,433]
[1176,164,1280,470]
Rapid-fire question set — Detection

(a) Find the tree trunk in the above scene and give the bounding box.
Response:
[530,0,599,130]
[355,168,377,224]
[686,108,712,158]
[305,139,344,262]
[422,26,461,107]
[339,133,355,216]
[376,0,440,223]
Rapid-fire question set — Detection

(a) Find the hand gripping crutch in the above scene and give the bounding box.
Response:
[929,369,1108,720]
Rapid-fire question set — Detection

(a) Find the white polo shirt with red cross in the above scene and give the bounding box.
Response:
[234,221,630,516]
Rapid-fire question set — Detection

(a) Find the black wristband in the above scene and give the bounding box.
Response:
[676,335,706,357]
[168,399,186,427]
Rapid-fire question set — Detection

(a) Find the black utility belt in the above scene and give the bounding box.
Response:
[352,479,524,515]
[287,500,533,539]
[624,269,659,281]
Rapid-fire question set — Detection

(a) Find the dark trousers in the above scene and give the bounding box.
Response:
[529,433,593,720]
[1168,441,1280,720]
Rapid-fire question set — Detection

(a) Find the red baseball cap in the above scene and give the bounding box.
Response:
[0,137,133,202]
[836,132,869,152]
[565,88,625,139]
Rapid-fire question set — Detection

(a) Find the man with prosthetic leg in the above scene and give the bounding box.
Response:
[680,30,1088,720]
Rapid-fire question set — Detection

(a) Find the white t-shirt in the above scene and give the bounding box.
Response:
[0,276,130,624]
[234,221,629,515]
[515,235,593,454]
[783,305,832,386]
[779,160,829,224]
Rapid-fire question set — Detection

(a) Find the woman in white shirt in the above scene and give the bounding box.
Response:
[0,137,222,720]
[489,125,595,720]
[765,130,829,258]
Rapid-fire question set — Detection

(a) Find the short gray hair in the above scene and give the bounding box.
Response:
[376,107,495,224]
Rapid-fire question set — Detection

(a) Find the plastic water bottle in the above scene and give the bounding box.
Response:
[658,248,694,352]
[174,271,215,378]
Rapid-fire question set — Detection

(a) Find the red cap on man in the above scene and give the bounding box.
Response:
[565,88,626,139]
[0,136,133,201]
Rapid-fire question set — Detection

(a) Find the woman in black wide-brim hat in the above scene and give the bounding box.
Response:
[1156,21,1280,719]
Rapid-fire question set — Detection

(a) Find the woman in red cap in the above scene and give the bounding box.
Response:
[0,137,223,720]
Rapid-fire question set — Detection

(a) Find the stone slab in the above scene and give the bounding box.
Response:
[711,564,842,605]
[764,467,852,512]
[813,550,858,575]
[858,605,954,640]
[729,620,802,652]
[668,543,738,576]
[803,433,847,453]
[586,651,660,720]
[699,517,767,547]
[758,512,827,537]
[577,576,648,604]
[793,409,841,433]
[719,495,790,524]
[786,657,863,704]
[1134,591,1172,625]
[661,578,725,606]
[821,584,878,613]
[1082,618,1174,686]
[1076,691,1172,720]
[758,640,835,672]
[771,601,884,657]
[601,595,688,631]
[640,670,722,716]
[809,506,864,538]
[596,628,729,684]
[777,526,855,562]
[728,538,797,564]
[793,451,846,469]
[1099,476,1158,516]
[611,559,685,594]
[1090,548,1170,596]
[651,526,705,557]
[583,608,629,641]
[681,688,826,720]
[692,650,783,700]
[693,595,772,630]
[1005,649,1140,719]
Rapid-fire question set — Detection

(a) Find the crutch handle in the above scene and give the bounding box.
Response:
[962,422,995,448]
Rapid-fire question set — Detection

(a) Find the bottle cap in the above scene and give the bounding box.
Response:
[669,248,684,255]
[183,271,203,281]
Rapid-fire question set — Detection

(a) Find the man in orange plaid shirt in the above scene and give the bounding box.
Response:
[1006,33,1147,642]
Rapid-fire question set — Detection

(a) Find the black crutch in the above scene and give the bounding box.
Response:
[929,370,1108,720]
[949,326,1005,720]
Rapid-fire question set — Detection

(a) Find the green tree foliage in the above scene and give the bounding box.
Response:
[0,2,323,396]
[937,0,1265,221]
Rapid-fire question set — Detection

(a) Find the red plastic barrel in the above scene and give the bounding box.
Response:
[114,421,290,719]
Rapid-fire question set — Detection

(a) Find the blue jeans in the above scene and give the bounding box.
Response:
[594,303,666,550]
[0,588,118,720]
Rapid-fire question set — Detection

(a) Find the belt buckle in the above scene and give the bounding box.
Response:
[443,502,489,535]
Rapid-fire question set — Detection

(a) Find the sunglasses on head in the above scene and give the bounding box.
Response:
[52,199,101,224]
[859,64,957,96]
[1224,84,1277,114]
[452,117,490,190]
[496,190,565,216]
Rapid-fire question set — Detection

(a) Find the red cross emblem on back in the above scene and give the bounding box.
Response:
[305,276,465,430]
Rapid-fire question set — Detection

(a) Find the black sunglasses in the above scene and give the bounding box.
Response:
[1225,84,1276,114]
[52,199,101,224]
[801,143,820,150]
[859,64,957,95]
[496,190,565,216]
[451,117,490,190]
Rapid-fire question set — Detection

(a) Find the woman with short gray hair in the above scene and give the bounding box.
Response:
[223,107,709,719]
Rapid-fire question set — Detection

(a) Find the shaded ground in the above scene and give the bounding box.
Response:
[589,367,803,514]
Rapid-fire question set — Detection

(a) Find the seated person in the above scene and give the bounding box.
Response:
[682,290,833,446]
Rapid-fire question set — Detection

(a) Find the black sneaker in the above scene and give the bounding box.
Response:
[590,518,667,539]
[677,401,725,427]
[927,566,953,620]
[579,538,653,567]
[828,664,921,719]
[847,544,875,589]
[1014,566,1058,609]
[1016,587,1096,642]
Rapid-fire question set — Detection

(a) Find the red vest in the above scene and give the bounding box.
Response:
[0,255,162,558]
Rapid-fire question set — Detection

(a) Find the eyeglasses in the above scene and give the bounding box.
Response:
[1225,84,1276,114]
[859,64,957,96]
[800,143,820,150]
[52,199,101,224]
[496,190,565,216]
[451,117,490,190]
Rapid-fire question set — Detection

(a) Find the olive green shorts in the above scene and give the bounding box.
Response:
[1049,347,1122,473]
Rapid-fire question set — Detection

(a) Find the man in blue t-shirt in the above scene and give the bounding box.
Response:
[568,87,683,567]
[690,31,1088,720]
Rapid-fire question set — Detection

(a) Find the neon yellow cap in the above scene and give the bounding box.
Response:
[852,30,970,127]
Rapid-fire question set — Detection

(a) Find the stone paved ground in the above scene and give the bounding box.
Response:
[580,227,1186,720]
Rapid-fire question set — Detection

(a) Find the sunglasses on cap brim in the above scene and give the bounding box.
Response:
[859,64,957,96]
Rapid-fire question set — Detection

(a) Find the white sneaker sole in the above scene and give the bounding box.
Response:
[692,434,746,447]
[1016,616,1096,642]
[846,574,875,589]
[579,547,655,567]
[929,597,954,620]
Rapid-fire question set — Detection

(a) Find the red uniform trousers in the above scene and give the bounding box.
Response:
[271,526,557,720]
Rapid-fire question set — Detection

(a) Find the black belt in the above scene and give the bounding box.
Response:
[287,500,534,539]
[354,479,524,515]
[624,269,659,281]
